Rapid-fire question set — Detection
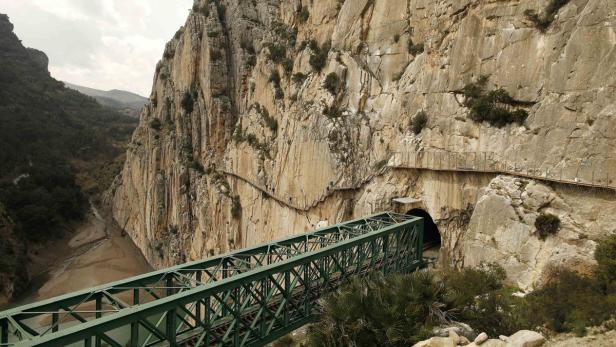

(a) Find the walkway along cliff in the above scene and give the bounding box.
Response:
[107,0,616,291]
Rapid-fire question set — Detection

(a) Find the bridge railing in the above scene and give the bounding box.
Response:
[1,212,424,347]
[388,151,615,190]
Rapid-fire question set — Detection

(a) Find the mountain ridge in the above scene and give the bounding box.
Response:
[64,82,148,118]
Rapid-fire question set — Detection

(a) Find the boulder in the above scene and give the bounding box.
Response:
[507,330,545,347]
[412,336,456,347]
[474,332,488,344]
[459,336,471,345]
[466,340,506,347]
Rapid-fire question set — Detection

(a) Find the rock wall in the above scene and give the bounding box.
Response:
[109,0,616,288]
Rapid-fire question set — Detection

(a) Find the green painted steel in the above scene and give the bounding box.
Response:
[0,212,424,347]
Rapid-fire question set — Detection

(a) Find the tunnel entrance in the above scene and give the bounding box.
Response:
[407,208,441,250]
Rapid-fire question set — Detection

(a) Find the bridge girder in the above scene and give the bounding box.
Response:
[0,212,424,347]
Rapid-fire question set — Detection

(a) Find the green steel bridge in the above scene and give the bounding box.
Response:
[0,212,424,347]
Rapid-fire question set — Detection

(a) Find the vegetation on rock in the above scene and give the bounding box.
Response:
[267,43,286,64]
[323,73,340,95]
[231,195,242,219]
[292,73,307,85]
[534,213,561,240]
[411,111,428,134]
[298,6,310,23]
[149,118,162,130]
[308,40,331,72]
[408,39,425,55]
[461,76,529,127]
[525,0,571,32]
[181,90,196,113]
[308,235,616,343]
[307,264,526,346]
[269,70,284,99]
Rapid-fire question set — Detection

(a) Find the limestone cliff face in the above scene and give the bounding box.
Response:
[109,0,616,288]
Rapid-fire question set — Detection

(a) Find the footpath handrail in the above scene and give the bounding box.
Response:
[388,151,615,190]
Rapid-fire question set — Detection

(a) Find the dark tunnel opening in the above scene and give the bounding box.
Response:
[407,208,441,249]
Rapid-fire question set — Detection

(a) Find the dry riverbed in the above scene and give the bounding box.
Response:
[11,202,152,307]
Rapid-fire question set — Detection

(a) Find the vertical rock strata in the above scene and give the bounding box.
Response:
[109,0,616,288]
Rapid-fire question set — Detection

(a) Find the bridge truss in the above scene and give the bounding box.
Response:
[0,212,424,347]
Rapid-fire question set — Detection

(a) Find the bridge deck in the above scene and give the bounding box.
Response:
[0,212,424,347]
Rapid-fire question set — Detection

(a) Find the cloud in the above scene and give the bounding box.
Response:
[0,0,193,96]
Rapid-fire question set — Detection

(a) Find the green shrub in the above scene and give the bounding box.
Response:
[308,265,525,346]
[267,43,286,63]
[261,109,278,132]
[526,267,616,335]
[534,213,560,240]
[292,73,307,85]
[595,234,616,294]
[207,31,219,38]
[269,70,284,99]
[410,111,428,135]
[394,34,401,43]
[408,40,424,55]
[525,0,571,32]
[461,76,529,127]
[323,73,340,95]
[181,91,195,113]
[231,196,241,219]
[245,54,256,69]
[323,104,342,118]
[298,6,310,23]
[189,160,205,174]
[149,118,162,130]
[282,58,293,74]
[309,40,331,72]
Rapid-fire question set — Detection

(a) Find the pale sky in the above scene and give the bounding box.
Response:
[0,0,193,96]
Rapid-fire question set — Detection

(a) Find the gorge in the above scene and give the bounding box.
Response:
[108,0,616,292]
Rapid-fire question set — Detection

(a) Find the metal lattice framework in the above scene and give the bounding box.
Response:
[0,212,424,347]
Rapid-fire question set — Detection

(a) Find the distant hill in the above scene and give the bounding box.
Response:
[64,82,148,118]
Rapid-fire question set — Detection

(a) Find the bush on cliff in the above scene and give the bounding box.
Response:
[534,213,561,240]
[307,264,526,346]
[308,235,616,343]
[595,234,616,294]
[525,0,571,32]
[410,111,428,135]
[525,267,616,335]
[461,76,529,127]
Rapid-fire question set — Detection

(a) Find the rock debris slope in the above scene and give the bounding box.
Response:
[108,0,616,289]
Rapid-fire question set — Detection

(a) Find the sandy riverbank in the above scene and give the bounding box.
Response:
[10,203,152,307]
